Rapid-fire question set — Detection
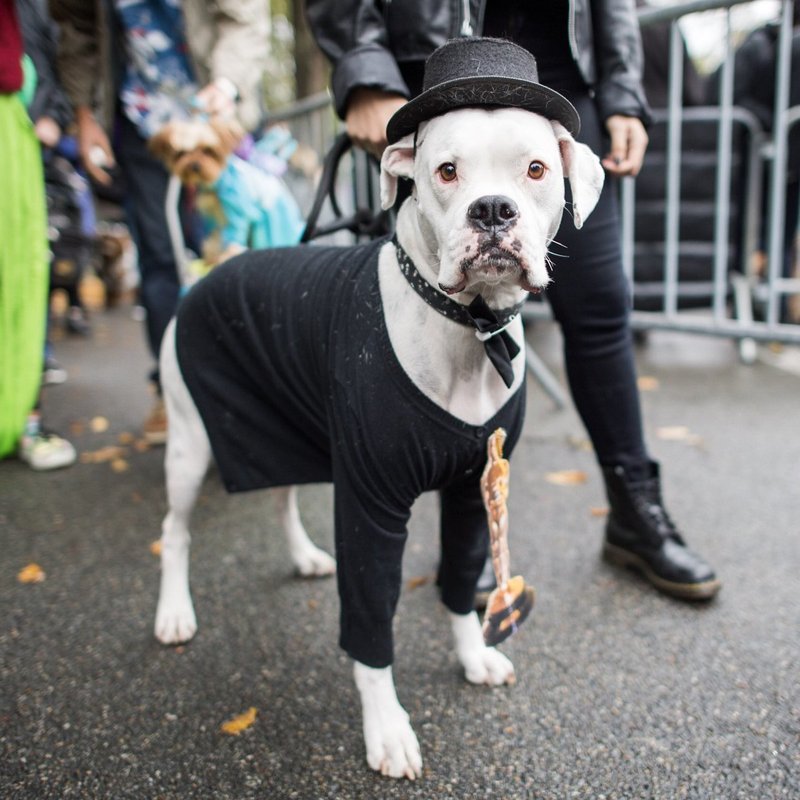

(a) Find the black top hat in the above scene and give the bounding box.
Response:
[386,37,580,144]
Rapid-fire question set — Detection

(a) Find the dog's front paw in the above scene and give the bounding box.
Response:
[462,646,516,686]
[363,704,422,779]
[154,595,197,645]
[354,662,422,780]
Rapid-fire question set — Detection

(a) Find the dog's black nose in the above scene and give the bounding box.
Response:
[467,195,519,232]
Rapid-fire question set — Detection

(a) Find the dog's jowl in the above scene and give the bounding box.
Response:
[155,38,603,780]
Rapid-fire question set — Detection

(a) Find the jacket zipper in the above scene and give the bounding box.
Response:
[567,0,579,62]
[459,0,473,35]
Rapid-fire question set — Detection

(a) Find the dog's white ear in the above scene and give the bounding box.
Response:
[380,133,415,210]
[551,121,605,229]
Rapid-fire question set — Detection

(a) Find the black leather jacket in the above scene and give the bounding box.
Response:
[305,0,651,126]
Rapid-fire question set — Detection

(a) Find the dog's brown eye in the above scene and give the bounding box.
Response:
[528,161,546,180]
[438,162,457,182]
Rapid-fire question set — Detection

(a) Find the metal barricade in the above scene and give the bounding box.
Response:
[626,0,800,350]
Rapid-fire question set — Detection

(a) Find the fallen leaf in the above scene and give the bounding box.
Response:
[110,458,129,473]
[590,507,609,517]
[545,470,588,486]
[81,445,126,464]
[637,376,660,391]
[150,540,162,556]
[133,439,150,453]
[406,575,434,591]
[90,416,109,433]
[69,420,86,436]
[118,432,136,445]
[656,426,704,446]
[18,563,45,583]
[566,435,593,453]
[307,598,319,610]
[221,707,257,735]
[656,425,691,440]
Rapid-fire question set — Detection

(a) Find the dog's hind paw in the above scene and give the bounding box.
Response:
[293,545,336,578]
[462,646,516,687]
[154,600,197,645]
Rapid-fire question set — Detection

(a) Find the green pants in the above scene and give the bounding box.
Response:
[0,94,48,457]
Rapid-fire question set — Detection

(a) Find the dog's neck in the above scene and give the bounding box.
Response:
[378,201,526,426]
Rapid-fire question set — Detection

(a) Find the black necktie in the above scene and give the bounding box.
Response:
[466,295,521,388]
[393,238,523,388]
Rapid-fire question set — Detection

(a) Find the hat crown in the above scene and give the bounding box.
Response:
[422,37,540,92]
[385,36,581,143]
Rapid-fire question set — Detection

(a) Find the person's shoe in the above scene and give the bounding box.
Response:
[19,432,76,471]
[143,398,168,445]
[473,553,497,611]
[42,355,68,385]
[66,306,91,336]
[601,461,721,600]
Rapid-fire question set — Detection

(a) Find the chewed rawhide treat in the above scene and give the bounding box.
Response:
[480,428,536,647]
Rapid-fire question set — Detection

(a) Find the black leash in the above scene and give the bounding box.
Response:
[300,132,392,243]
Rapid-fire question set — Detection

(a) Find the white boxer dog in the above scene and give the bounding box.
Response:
[154,38,603,780]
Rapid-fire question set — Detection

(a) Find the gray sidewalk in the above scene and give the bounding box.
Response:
[2,304,798,799]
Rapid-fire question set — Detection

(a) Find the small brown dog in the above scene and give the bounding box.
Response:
[149,117,247,266]
[149,117,305,266]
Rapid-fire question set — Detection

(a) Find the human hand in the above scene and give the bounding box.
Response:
[602,115,648,177]
[34,116,61,148]
[76,106,115,185]
[194,78,238,120]
[345,87,407,159]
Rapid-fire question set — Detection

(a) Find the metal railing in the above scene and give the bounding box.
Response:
[623,0,800,350]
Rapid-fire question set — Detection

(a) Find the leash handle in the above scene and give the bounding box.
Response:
[300,132,391,243]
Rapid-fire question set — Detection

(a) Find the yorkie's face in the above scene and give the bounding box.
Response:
[149,118,244,186]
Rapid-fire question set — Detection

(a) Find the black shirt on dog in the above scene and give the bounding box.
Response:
[175,237,526,667]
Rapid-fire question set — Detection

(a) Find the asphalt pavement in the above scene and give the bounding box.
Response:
[2,303,798,799]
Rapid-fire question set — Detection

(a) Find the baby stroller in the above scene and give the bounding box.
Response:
[44,136,96,334]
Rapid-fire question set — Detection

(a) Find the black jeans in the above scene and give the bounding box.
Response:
[115,113,182,387]
[543,90,649,470]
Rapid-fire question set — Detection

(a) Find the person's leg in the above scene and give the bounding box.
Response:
[0,95,74,469]
[115,114,182,442]
[115,113,181,384]
[544,93,719,599]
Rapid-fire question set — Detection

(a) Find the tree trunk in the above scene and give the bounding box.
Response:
[291,0,329,98]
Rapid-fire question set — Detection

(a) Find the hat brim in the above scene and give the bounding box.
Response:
[386,76,581,144]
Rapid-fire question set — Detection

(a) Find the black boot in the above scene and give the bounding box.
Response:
[601,461,721,600]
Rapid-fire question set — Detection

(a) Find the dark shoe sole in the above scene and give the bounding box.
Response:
[602,542,721,600]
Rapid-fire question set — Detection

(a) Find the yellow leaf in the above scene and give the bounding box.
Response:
[637,376,660,391]
[545,470,587,486]
[110,458,129,473]
[118,432,136,445]
[589,506,609,517]
[149,540,162,556]
[18,563,45,583]
[90,416,109,433]
[406,575,433,591]
[221,707,257,735]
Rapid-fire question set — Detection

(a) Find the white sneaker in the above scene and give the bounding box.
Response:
[19,432,77,471]
[42,355,68,385]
